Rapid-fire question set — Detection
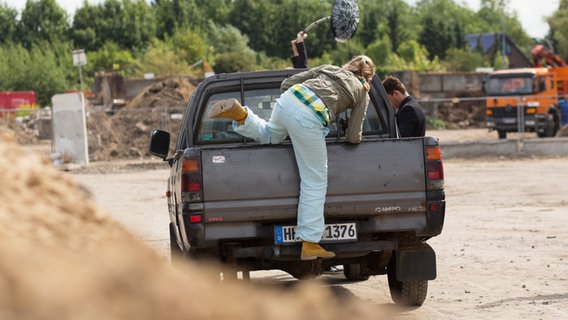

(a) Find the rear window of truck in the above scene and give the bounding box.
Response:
[196,88,387,145]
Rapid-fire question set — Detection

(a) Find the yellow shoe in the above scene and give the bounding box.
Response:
[208,98,248,125]
[301,241,336,261]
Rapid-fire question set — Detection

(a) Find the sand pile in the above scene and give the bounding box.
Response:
[126,77,200,110]
[0,130,381,319]
[86,77,197,161]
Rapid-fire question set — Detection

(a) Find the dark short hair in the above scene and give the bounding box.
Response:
[382,76,406,95]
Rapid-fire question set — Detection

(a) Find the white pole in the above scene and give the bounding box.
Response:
[73,49,89,166]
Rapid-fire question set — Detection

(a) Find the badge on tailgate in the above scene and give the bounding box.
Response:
[274,222,357,244]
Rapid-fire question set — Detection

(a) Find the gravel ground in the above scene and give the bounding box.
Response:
[72,152,568,319]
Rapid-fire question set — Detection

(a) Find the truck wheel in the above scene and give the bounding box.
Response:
[550,112,560,137]
[497,130,507,139]
[169,223,183,262]
[343,264,370,281]
[538,113,557,138]
[387,257,428,306]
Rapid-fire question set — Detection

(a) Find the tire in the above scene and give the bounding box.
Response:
[497,130,507,139]
[387,257,428,306]
[538,113,556,138]
[343,264,370,281]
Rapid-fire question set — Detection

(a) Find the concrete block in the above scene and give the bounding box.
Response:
[52,93,89,166]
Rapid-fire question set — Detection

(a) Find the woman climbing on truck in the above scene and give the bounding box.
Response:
[208,55,375,260]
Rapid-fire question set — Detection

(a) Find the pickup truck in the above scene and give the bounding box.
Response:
[149,69,446,306]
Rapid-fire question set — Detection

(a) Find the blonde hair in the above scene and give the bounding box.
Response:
[343,55,375,92]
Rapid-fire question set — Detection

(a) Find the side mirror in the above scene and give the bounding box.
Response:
[149,129,170,160]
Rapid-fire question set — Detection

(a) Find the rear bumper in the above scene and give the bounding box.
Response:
[486,114,544,132]
[232,240,396,260]
[180,208,445,258]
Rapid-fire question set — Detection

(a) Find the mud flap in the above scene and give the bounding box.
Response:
[396,244,436,281]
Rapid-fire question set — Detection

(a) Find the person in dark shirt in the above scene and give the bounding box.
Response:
[290,31,309,69]
[382,76,426,137]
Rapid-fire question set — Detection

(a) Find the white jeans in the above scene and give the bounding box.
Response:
[234,89,330,242]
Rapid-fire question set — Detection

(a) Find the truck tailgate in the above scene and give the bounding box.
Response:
[200,138,426,222]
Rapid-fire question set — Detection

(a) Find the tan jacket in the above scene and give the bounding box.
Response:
[280,64,370,144]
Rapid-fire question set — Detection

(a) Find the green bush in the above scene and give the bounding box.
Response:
[428,118,447,129]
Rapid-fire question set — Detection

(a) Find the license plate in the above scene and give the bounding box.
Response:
[502,118,516,124]
[274,222,357,244]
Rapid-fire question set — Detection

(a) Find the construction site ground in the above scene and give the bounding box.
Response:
[71,152,568,320]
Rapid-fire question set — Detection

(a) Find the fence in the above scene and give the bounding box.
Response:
[419,94,568,151]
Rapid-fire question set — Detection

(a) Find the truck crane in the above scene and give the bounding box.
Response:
[485,45,568,139]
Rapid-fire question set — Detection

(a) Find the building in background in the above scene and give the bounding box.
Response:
[466,32,531,68]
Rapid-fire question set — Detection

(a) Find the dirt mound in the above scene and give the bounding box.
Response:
[0,132,382,319]
[126,77,200,110]
[420,91,487,129]
[87,77,198,161]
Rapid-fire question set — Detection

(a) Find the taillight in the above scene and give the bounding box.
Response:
[427,161,444,180]
[425,146,444,190]
[183,159,199,172]
[189,214,202,223]
[181,157,202,202]
[182,174,202,191]
[425,144,445,236]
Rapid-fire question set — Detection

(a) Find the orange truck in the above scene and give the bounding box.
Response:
[485,45,568,139]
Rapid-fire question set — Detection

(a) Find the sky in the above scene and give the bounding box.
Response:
[1,0,561,39]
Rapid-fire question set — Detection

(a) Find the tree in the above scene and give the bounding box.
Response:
[547,0,568,61]
[71,1,115,51]
[357,0,381,48]
[83,41,137,77]
[72,0,156,51]
[0,44,31,91]
[19,0,69,49]
[366,36,392,68]
[443,47,489,71]
[168,27,207,66]
[418,15,443,60]
[71,2,104,51]
[27,42,72,106]
[229,0,335,59]
[416,0,465,60]
[208,22,256,73]
[0,3,18,44]
[136,39,193,77]
[151,0,230,37]
[391,39,441,72]
[382,0,414,54]
[0,41,74,106]
[120,0,157,50]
